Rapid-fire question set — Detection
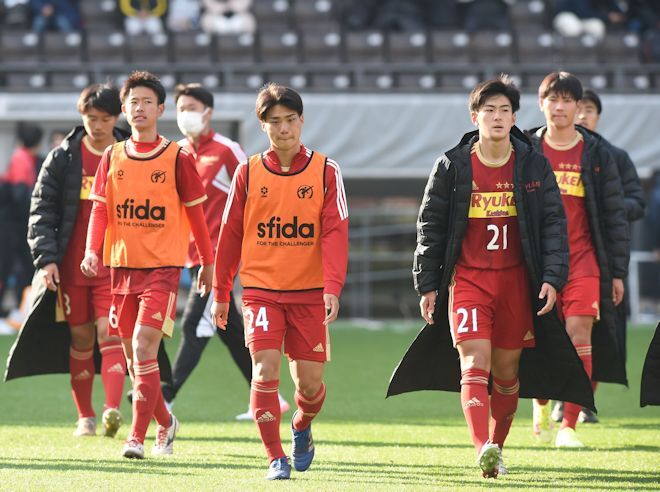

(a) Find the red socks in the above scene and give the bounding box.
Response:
[562,344,592,430]
[490,376,519,448]
[70,346,95,418]
[99,342,126,411]
[460,368,490,452]
[251,380,285,462]
[292,383,326,431]
[130,359,162,443]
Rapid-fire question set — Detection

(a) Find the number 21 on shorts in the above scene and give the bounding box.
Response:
[244,306,269,335]
[456,307,478,333]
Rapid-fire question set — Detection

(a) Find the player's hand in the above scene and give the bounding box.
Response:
[210,301,229,330]
[80,250,99,278]
[197,264,213,297]
[612,278,624,306]
[323,293,339,326]
[39,263,60,292]
[537,282,557,315]
[420,290,437,325]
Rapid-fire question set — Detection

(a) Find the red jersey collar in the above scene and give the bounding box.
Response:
[264,143,309,171]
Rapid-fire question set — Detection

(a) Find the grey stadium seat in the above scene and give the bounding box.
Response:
[292,0,338,30]
[516,30,557,64]
[214,33,257,63]
[1,31,41,63]
[345,30,386,63]
[252,0,293,30]
[126,33,171,63]
[470,31,515,63]
[555,34,599,64]
[86,31,127,64]
[258,30,301,63]
[430,30,470,63]
[300,28,343,63]
[42,32,84,64]
[599,32,641,64]
[171,31,214,64]
[388,32,429,64]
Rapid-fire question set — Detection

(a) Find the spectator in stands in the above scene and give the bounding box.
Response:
[553,0,625,41]
[460,0,514,32]
[0,122,43,318]
[200,0,255,35]
[120,0,167,36]
[30,0,80,32]
[167,0,200,32]
[628,0,660,62]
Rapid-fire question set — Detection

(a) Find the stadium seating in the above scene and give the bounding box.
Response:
[42,32,84,64]
[171,31,214,64]
[0,31,41,63]
[300,28,343,63]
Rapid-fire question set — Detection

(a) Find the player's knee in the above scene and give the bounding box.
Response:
[296,378,322,397]
[252,361,279,381]
[459,353,490,372]
[70,325,95,350]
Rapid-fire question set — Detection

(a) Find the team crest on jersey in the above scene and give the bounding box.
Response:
[260,186,268,198]
[297,184,314,199]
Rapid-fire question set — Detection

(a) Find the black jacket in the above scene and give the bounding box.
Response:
[4,126,172,384]
[641,322,660,407]
[604,141,645,223]
[529,125,630,385]
[388,128,595,411]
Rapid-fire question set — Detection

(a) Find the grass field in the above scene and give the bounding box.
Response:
[0,322,659,491]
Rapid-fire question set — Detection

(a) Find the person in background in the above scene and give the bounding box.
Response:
[30,0,80,32]
[120,0,167,36]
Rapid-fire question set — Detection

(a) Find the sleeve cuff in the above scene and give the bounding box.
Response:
[323,281,343,298]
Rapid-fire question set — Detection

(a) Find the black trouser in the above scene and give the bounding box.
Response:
[161,267,251,402]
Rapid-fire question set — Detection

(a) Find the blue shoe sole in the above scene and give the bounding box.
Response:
[292,448,315,472]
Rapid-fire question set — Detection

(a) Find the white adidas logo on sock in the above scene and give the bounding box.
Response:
[74,369,92,380]
[256,411,276,423]
[463,397,484,409]
[107,363,125,374]
[133,390,147,402]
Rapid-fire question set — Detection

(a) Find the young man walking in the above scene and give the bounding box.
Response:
[211,84,348,480]
[387,76,594,478]
[8,85,128,437]
[161,83,289,418]
[81,71,214,458]
[529,72,629,448]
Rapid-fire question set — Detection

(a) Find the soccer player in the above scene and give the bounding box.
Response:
[550,88,646,424]
[162,83,289,418]
[387,75,594,478]
[23,84,129,437]
[529,72,629,448]
[211,83,348,480]
[81,71,214,459]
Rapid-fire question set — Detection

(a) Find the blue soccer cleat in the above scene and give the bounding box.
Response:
[291,411,315,472]
[266,456,291,480]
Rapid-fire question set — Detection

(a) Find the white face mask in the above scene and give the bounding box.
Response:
[177,108,208,137]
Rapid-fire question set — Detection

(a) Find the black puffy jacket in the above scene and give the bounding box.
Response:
[604,141,645,223]
[388,128,595,411]
[529,125,630,384]
[27,126,130,269]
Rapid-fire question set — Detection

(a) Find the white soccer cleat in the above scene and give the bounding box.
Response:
[477,442,500,478]
[497,452,508,476]
[152,413,180,456]
[122,438,145,459]
[555,427,585,448]
[532,400,554,443]
[102,408,123,438]
[73,417,96,437]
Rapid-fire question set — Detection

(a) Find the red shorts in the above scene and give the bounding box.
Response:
[57,282,111,326]
[448,264,535,349]
[242,294,329,362]
[109,289,178,339]
[556,276,600,321]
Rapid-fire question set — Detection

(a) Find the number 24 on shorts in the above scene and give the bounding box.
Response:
[244,306,270,335]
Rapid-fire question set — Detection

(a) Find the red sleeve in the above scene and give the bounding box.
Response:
[85,200,108,254]
[322,159,349,297]
[213,162,247,303]
[5,150,35,186]
[185,203,213,266]
[176,149,207,206]
[89,147,111,202]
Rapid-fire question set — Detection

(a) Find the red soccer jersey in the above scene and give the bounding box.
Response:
[90,136,208,294]
[60,136,110,285]
[178,131,246,266]
[1,147,37,186]
[456,144,523,270]
[542,133,599,280]
[213,144,349,304]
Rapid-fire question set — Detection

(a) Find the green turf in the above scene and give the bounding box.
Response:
[0,322,659,490]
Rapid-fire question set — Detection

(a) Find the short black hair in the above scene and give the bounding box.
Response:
[77,83,121,116]
[174,83,214,108]
[538,71,583,101]
[582,89,602,114]
[255,83,303,121]
[469,74,520,113]
[120,71,166,104]
[17,122,43,148]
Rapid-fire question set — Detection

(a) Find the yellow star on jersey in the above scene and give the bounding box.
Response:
[496,182,503,189]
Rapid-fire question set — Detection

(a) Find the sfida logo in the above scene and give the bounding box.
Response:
[116,198,166,221]
[257,216,314,238]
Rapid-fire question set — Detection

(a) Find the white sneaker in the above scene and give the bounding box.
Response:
[73,417,96,437]
[152,413,180,455]
[477,442,500,478]
[102,408,123,438]
[497,453,508,476]
[236,393,291,421]
[122,438,145,459]
[555,427,585,448]
[532,400,554,443]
